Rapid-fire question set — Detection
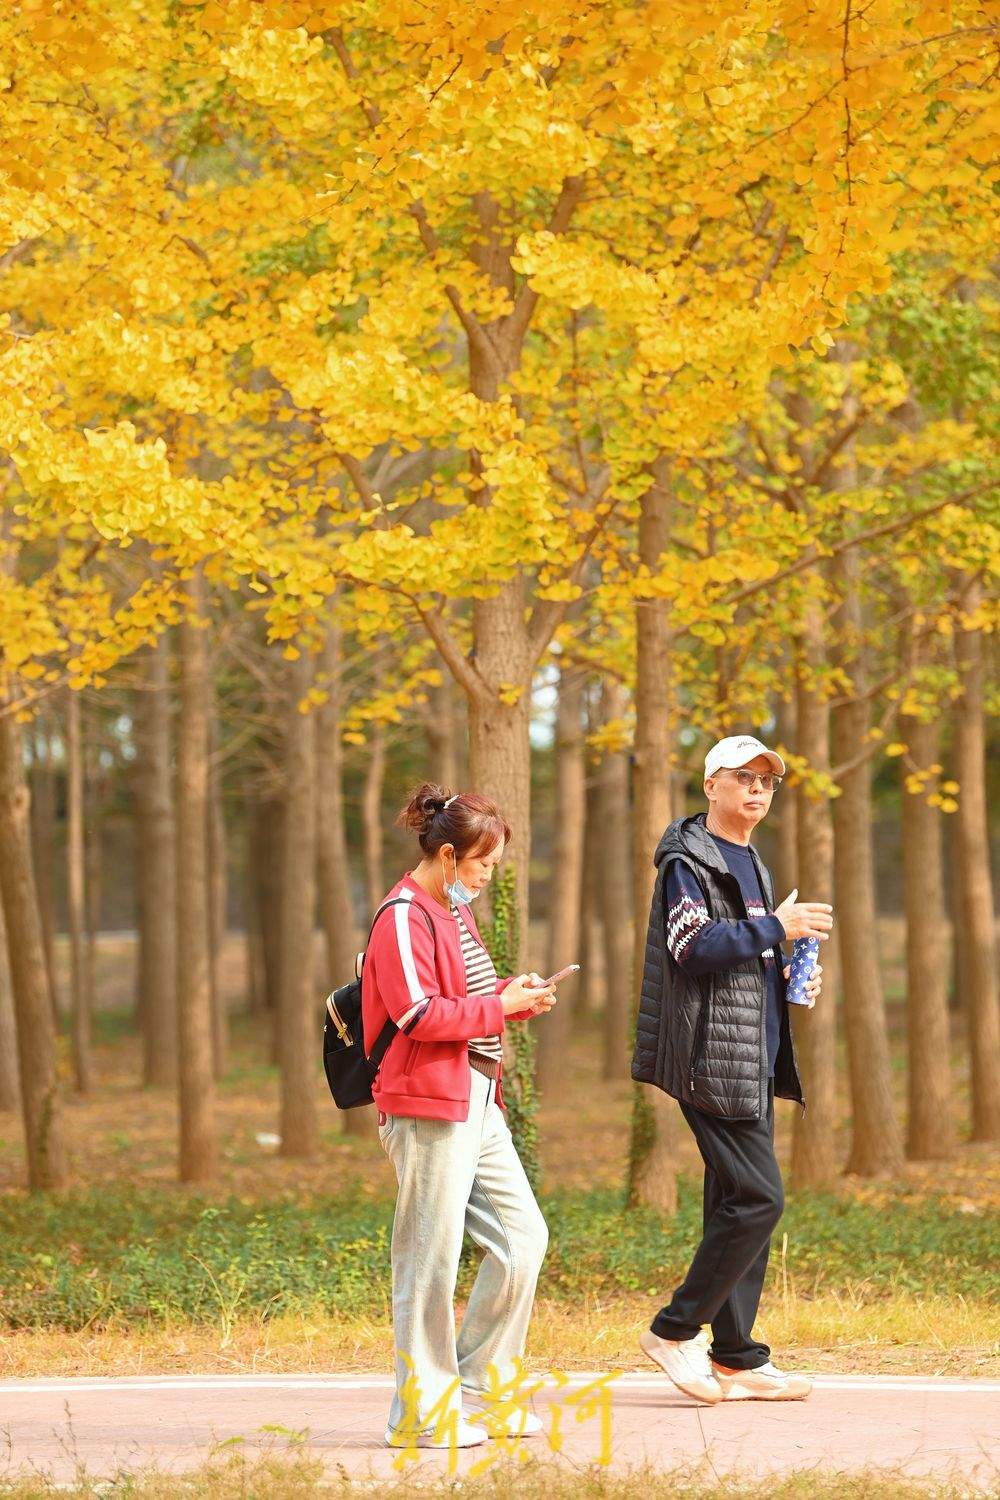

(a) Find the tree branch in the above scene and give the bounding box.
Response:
[0,237,39,274]
[548,642,630,687]
[726,485,994,609]
[329,558,491,703]
[407,199,501,373]
[751,223,789,301]
[828,603,954,777]
[805,411,867,488]
[337,450,380,512]
[527,489,622,666]
[327,29,382,130]
[327,28,498,374]
[503,175,587,358]
[746,422,801,511]
[413,601,492,703]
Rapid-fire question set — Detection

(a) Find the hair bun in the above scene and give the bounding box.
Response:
[395,784,512,861]
[396,782,453,835]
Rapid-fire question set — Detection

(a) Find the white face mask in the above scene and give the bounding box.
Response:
[443,851,479,905]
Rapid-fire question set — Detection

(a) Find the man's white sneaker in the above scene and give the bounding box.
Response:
[464,1394,544,1439]
[384,1417,487,1448]
[640,1328,724,1404]
[711,1360,813,1401]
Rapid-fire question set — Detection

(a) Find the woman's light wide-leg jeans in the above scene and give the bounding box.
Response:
[379,1067,549,1434]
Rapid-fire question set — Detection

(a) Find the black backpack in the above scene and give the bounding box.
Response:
[322,897,435,1110]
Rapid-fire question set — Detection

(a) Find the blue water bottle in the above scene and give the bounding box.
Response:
[786,936,820,1006]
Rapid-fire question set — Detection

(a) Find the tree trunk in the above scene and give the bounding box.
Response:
[175,568,218,1181]
[595,682,632,1081]
[466,675,533,960]
[0,700,67,1189]
[953,591,1000,1141]
[627,462,678,1213]
[421,182,586,968]
[900,713,955,1159]
[279,649,320,1157]
[425,671,460,791]
[466,587,534,965]
[0,900,21,1111]
[831,557,903,1177]
[29,723,59,1027]
[317,621,359,985]
[253,791,285,1018]
[243,803,266,1014]
[317,622,368,1137]
[577,750,602,1018]
[66,688,92,1095]
[784,379,841,1187]
[134,637,178,1087]
[772,692,798,899]
[789,606,839,1189]
[537,667,585,1091]
[84,727,103,1059]
[361,715,386,918]
[947,808,968,1016]
[208,706,229,1079]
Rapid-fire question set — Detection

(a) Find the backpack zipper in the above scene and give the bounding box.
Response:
[326,993,352,1046]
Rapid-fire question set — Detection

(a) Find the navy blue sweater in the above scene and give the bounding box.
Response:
[664,833,786,1076]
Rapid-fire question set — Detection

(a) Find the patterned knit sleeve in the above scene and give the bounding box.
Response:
[664,861,785,975]
[664,862,713,965]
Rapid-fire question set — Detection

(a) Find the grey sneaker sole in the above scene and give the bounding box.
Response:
[639,1330,724,1405]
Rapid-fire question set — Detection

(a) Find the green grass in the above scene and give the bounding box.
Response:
[0,1182,995,1332]
[0,1456,982,1499]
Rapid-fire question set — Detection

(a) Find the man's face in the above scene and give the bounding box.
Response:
[704,754,777,828]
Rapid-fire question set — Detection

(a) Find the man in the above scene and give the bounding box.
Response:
[631,733,832,1404]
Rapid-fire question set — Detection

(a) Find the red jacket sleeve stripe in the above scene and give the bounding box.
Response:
[371,892,505,1043]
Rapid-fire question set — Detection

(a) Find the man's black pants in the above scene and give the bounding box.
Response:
[651,1084,782,1371]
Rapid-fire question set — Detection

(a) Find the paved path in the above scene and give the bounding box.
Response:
[1,1371,997,1489]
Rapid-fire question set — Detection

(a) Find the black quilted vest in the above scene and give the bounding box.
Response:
[631,813,803,1121]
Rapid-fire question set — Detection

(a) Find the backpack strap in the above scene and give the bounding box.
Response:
[367,1017,401,1077]
[363,896,436,1077]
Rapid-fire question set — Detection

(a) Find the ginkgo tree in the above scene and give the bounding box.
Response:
[6,0,996,930]
[553,257,997,1197]
[1,0,997,1190]
[211,0,999,949]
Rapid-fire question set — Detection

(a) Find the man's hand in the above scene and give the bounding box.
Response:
[774,887,834,943]
[783,959,823,1008]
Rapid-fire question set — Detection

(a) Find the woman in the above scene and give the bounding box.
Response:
[363,782,557,1449]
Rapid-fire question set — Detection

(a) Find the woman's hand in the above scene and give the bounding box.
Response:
[523,971,559,1016]
[782,959,823,1008]
[501,973,556,1016]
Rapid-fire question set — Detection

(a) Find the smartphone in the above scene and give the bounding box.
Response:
[537,963,581,987]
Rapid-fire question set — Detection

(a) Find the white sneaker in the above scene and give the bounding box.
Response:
[640,1328,724,1404]
[384,1417,488,1448]
[464,1396,544,1439]
[712,1360,813,1401]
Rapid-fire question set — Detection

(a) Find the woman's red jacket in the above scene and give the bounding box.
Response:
[362,875,530,1122]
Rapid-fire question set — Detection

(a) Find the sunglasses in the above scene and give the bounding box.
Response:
[720,769,783,793]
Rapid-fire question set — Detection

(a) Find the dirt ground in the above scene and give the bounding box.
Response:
[0,926,996,1391]
[0,922,996,1214]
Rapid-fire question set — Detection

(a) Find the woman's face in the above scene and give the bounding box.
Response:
[445,838,505,893]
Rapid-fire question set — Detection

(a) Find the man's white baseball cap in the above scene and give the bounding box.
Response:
[704,734,786,779]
